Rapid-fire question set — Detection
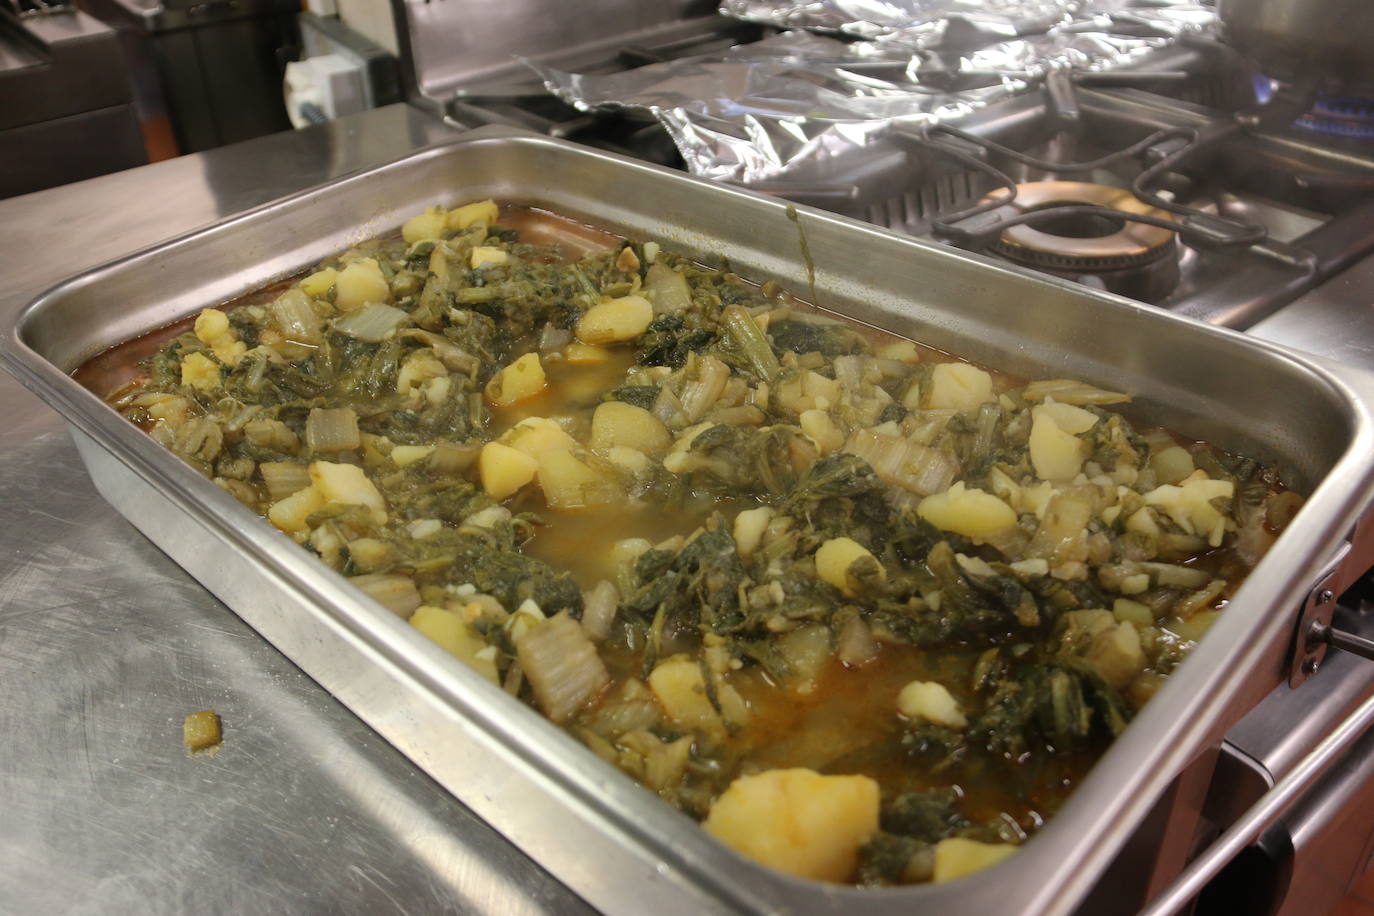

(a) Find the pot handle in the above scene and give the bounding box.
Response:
[1138,686,1374,916]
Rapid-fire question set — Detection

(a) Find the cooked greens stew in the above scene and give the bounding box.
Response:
[96,201,1301,886]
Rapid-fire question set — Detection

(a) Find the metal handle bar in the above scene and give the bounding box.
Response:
[1139,682,1374,916]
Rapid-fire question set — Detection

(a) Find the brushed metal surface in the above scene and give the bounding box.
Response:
[0,104,590,915]
[8,123,1374,915]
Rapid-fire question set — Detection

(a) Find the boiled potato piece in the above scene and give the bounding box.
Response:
[1037,399,1098,435]
[1150,445,1195,485]
[799,409,844,454]
[917,482,1017,538]
[1029,405,1087,481]
[926,362,994,411]
[897,680,967,729]
[590,401,671,456]
[390,444,433,468]
[1087,621,1146,690]
[470,246,509,269]
[334,258,390,312]
[932,838,1017,883]
[576,295,653,345]
[299,267,337,298]
[479,442,539,500]
[309,460,387,524]
[536,449,618,510]
[267,483,324,533]
[502,417,578,457]
[733,506,774,558]
[180,351,221,391]
[649,655,725,735]
[485,352,547,407]
[447,198,498,231]
[703,768,880,883]
[564,342,609,365]
[402,206,448,244]
[409,605,499,683]
[815,537,885,597]
[1144,475,1235,547]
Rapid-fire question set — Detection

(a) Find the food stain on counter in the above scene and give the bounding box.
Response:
[183,709,223,756]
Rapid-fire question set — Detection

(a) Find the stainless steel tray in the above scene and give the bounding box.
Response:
[6,126,1374,915]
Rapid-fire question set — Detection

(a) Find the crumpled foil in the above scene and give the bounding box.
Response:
[528,1,1216,185]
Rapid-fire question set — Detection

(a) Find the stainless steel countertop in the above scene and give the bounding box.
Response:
[1250,255,1374,367]
[0,103,590,915]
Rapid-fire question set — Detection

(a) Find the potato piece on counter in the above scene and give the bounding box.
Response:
[183,710,222,752]
[409,605,499,683]
[815,537,885,597]
[334,258,390,312]
[447,198,498,231]
[479,442,539,500]
[485,352,547,407]
[932,838,1017,883]
[576,295,653,345]
[590,401,671,456]
[917,482,1017,538]
[703,768,880,883]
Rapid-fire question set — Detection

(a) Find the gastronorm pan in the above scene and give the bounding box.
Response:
[6,125,1374,915]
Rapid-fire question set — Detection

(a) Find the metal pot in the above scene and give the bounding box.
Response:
[1218,0,1374,95]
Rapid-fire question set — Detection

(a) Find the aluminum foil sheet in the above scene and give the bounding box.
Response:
[529,2,1215,185]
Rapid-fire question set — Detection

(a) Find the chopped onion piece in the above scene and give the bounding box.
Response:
[333,303,410,342]
[516,612,610,722]
[352,573,422,618]
[305,407,360,453]
[260,461,311,500]
[270,288,322,346]
[845,429,956,497]
[580,580,620,642]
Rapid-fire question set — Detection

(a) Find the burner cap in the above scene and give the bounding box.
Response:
[1292,98,1374,140]
[979,181,1177,272]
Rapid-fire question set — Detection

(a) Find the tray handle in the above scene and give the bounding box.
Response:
[1138,685,1374,916]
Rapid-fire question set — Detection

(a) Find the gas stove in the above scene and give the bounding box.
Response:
[397,7,1374,335]
[388,2,1374,912]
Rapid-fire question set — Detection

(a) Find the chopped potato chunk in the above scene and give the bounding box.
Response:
[1029,404,1088,481]
[917,482,1017,538]
[470,246,509,269]
[486,352,547,407]
[897,680,968,729]
[402,206,448,244]
[309,460,387,524]
[703,768,880,882]
[590,401,671,456]
[447,198,498,230]
[536,449,618,510]
[409,605,499,683]
[926,362,994,411]
[576,295,653,345]
[815,537,885,597]
[932,838,1017,883]
[334,258,390,312]
[480,441,539,500]
[182,710,222,752]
